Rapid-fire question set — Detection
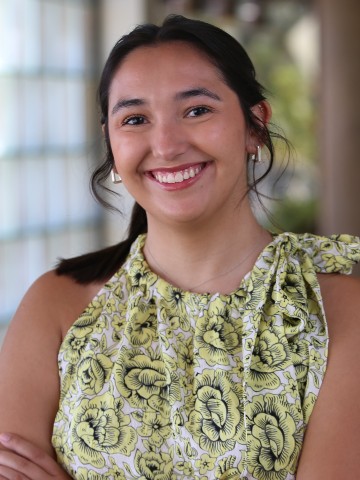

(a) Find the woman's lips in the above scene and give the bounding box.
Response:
[148,162,207,185]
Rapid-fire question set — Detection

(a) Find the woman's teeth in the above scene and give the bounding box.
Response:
[153,165,203,184]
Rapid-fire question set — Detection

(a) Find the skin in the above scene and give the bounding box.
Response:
[108,42,254,228]
[0,42,359,479]
[108,42,272,293]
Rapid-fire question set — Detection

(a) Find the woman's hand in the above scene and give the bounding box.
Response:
[0,433,72,480]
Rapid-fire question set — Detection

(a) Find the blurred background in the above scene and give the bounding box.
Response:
[0,0,359,342]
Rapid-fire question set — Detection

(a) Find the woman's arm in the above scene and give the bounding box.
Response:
[296,274,360,479]
[0,272,65,454]
[0,433,73,479]
[0,271,101,478]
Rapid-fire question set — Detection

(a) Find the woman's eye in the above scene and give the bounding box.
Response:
[122,115,146,126]
[187,106,211,117]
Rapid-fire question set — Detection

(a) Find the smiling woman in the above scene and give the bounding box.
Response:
[106,41,260,228]
[0,14,359,480]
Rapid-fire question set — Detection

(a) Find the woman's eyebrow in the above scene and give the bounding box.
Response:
[111,87,221,116]
[175,87,221,101]
[111,98,145,116]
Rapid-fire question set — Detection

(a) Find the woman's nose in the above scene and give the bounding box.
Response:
[151,120,188,162]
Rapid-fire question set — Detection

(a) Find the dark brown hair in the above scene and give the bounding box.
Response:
[57,14,287,283]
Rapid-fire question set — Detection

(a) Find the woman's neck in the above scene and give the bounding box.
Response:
[143,206,272,294]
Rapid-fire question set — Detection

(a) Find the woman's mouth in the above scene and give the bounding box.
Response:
[150,163,206,184]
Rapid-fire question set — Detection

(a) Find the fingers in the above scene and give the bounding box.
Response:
[0,450,40,479]
[0,433,65,479]
[0,463,32,480]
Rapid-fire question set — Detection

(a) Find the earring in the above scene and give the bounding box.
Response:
[256,145,262,163]
[111,170,122,184]
[251,145,262,163]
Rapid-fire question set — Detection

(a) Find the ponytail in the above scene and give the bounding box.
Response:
[56,203,147,284]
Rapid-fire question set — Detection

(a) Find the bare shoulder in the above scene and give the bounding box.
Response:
[317,272,360,303]
[0,271,103,455]
[8,270,104,339]
[317,273,360,336]
[296,273,360,479]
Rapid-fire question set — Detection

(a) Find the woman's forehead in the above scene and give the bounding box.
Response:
[109,42,225,95]
[121,40,213,65]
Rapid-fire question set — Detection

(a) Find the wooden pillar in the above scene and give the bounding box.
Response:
[318,0,360,240]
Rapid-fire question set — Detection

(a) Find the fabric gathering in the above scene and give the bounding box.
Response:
[53,233,360,479]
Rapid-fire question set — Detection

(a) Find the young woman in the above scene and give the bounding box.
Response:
[0,15,359,480]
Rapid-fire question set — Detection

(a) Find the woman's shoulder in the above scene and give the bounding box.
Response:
[0,272,105,455]
[296,273,360,478]
[318,272,360,328]
[317,272,360,347]
[9,270,105,341]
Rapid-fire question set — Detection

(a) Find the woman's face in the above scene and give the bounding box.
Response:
[107,41,259,227]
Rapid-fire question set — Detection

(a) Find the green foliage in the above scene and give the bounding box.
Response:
[270,198,319,233]
[240,7,319,232]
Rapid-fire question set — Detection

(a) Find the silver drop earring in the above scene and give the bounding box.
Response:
[250,145,262,163]
[111,170,122,184]
[256,145,262,163]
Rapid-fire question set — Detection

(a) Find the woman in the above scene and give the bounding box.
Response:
[0,15,359,480]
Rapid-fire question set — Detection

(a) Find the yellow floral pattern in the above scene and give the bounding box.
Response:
[52,233,360,479]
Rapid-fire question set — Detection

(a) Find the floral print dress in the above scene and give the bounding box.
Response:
[52,232,360,480]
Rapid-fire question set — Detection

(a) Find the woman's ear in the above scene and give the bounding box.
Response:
[246,100,272,154]
[252,100,272,125]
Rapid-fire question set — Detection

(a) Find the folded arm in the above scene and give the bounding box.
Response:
[0,271,101,479]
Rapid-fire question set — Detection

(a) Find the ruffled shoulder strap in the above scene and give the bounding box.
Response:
[295,233,360,274]
[240,232,360,477]
[245,232,360,330]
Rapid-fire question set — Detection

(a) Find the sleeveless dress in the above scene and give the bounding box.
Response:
[52,232,360,480]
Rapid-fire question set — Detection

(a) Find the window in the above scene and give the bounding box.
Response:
[0,0,101,325]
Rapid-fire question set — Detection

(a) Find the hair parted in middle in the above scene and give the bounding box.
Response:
[92,14,287,212]
[56,15,289,284]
